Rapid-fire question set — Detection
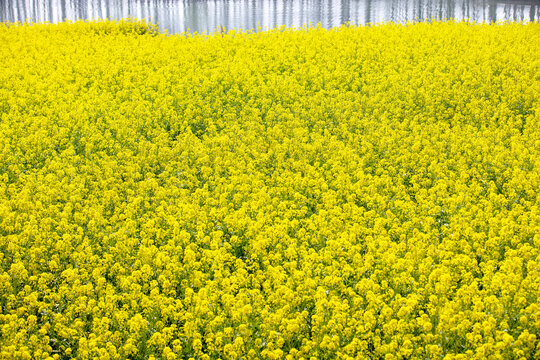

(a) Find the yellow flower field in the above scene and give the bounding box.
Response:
[0,19,539,359]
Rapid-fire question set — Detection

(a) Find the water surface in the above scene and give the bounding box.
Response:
[1,0,538,34]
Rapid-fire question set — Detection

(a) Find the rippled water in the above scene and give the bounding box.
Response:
[1,0,538,34]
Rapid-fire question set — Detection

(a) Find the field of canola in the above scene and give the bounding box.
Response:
[0,19,539,360]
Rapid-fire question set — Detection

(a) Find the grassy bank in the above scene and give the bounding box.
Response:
[0,19,539,359]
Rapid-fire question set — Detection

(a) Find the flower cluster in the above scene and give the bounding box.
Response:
[0,19,538,359]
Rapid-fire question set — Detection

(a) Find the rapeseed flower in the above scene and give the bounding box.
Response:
[0,18,539,359]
